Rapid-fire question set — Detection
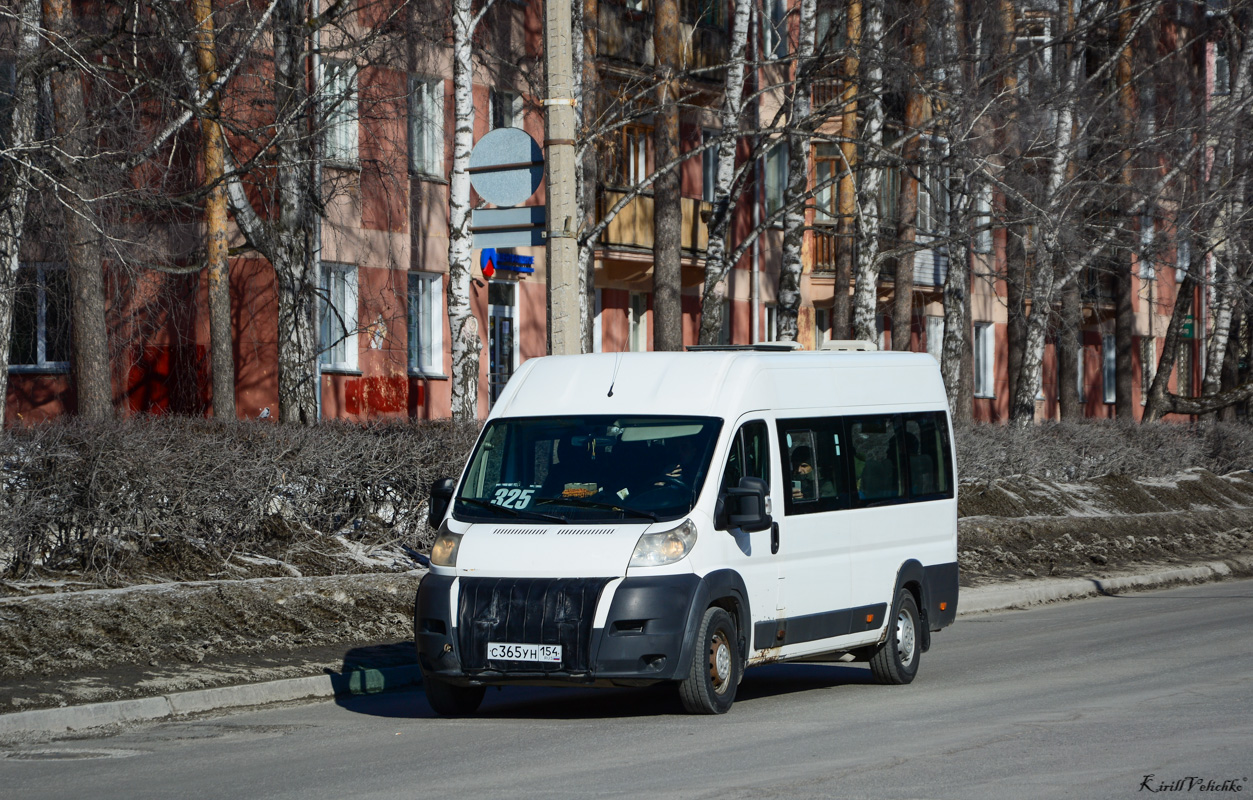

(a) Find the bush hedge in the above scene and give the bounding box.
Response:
[2,416,1250,585]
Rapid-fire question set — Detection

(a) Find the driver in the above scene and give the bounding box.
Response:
[655,435,702,487]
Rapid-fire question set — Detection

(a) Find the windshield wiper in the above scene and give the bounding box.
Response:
[457,497,568,523]
[535,497,658,521]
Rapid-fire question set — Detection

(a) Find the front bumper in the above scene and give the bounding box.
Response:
[414,573,703,686]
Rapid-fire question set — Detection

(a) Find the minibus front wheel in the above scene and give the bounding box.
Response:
[678,606,742,714]
[424,676,485,717]
[869,589,921,685]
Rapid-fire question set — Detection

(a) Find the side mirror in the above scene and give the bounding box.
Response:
[427,477,456,529]
[720,476,772,533]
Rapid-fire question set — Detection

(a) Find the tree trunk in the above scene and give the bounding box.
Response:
[698,0,752,345]
[832,0,862,339]
[448,0,482,418]
[850,0,886,343]
[0,0,42,425]
[191,0,236,420]
[1113,0,1138,421]
[778,0,818,343]
[1057,277,1082,419]
[652,0,683,351]
[891,0,929,352]
[575,0,599,353]
[44,0,112,421]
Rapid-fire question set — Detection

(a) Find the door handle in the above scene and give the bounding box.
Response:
[771,521,780,555]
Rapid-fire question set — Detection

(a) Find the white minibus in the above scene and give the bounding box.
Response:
[416,346,958,715]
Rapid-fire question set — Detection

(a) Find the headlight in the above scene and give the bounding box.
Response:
[629,519,698,568]
[430,524,463,568]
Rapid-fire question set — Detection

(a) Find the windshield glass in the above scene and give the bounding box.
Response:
[454,415,723,523]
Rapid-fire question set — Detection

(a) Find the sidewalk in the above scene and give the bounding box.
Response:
[3,555,1251,741]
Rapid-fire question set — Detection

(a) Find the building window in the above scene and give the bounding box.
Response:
[320,263,358,371]
[1214,38,1231,96]
[1102,333,1116,403]
[764,141,788,219]
[926,316,944,361]
[702,129,720,203]
[764,303,778,342]
[409,76,444,177]
[610,124,650,187]
[973,182,993,253]
[1139,214,1156,279]
[764,0,788,59]
[9,264,70,372]
[1015,16,1053,96]
[974,322,994,397]
[628,292,648,351]
[490,88,522,130]
[815,307,830,350]
[323,59,358,165]
[814,143,839,223]
[916,139,949,236]
[1176,236,1190,282]
[408,272,443,376]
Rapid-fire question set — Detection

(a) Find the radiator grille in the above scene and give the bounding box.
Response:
[457,577,612,673]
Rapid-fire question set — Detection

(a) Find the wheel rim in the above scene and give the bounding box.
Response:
[896,607,917,667]
[709,629,732,694]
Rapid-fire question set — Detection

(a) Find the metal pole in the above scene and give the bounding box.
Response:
[311,0,323,420]
[543,0,582,355]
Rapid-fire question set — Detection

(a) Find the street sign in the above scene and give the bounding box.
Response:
[496,253,535,274]
[472,206,546,249]
[468,128,544,207]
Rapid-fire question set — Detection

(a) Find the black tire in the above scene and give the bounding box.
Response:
[678,606,741,714]
[869,589,921,685]
[424,675,486,717]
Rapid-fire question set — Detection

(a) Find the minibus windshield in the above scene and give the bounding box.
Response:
[454,415,722,523]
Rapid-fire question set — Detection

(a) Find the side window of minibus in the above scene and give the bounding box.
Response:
[902,412,952,499]
[849,415,905,505]
[722,421,770,492]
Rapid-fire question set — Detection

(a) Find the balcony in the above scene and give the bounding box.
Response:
[599,4,654,66]
[598,189,710,251]
[810,225,949,286]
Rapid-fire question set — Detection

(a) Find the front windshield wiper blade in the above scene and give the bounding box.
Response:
[457,497,568,523]
[534,497,659,521]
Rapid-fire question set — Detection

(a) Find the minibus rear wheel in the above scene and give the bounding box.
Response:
[424,677,486,717]
[678,606,741,714]
[869,589,921,685]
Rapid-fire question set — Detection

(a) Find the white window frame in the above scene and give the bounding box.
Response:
[408,272,444,377]
[1102,333,1116,404]
[764,0,788,59]
[764,141,788,220]
[409,76,445,177]
[1015,16,1053,96]
[593,289,603,353]
[1213,38,1231,96]
[1176,236,1190,282]
[973,182,993,254]
[8,263,70,373]
[764,303,778,342]
[490,88,523,130]
[816,307,830,350]
[320,263,359,372]
[322,58,358,165]
[1139,214,1156,279]
[629,292,648,352]
[702,129,720,204]
[916,137,949,237]
[974,322,995,397]
[1077,344,1086,403]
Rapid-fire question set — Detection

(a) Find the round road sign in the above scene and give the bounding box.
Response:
[468,127,544,207]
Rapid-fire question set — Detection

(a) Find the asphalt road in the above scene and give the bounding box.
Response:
[3,579,1251,800]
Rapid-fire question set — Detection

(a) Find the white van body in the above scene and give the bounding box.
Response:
[415,349,958,714]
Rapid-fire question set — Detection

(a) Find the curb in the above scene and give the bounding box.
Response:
[3,557,1252,739]
[957,555,1253,615]
[0,664,423,740]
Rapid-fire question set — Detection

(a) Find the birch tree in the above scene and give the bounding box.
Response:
[697,0,752,345]
[850,0,888,343]
[0,0,42,424]
[777,0,817,342]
